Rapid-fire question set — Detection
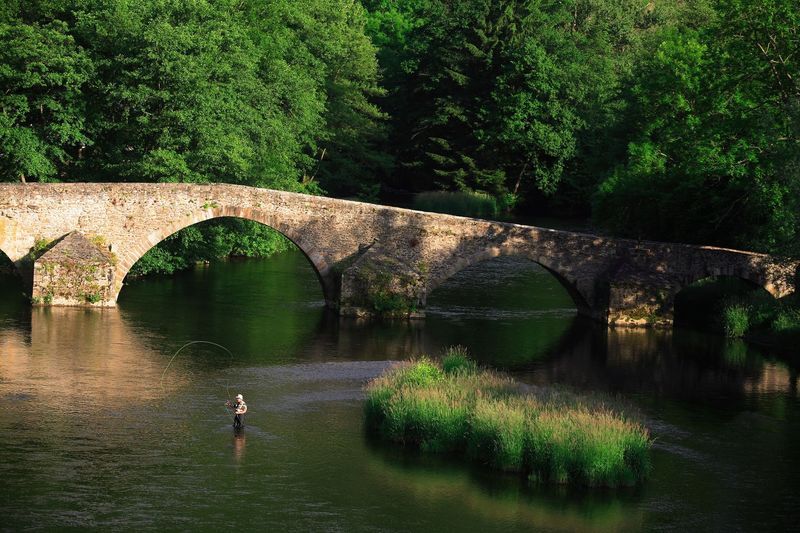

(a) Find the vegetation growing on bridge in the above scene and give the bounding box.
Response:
[365,348,652,487]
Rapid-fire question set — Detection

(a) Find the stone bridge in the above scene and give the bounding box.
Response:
[0,183,797,327]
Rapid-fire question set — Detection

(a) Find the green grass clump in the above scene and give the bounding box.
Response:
[367,359,467,452]
[365,349,651,487]
[526,409,650,486]
[723,303,750,338]
[394,357,443,387]
[441,345,477,375]
[772,308,800,333]
[468,397,528,471]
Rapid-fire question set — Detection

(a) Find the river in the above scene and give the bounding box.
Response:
[0,251,797,531]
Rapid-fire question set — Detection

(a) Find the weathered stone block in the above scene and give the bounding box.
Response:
[32,232,116,307]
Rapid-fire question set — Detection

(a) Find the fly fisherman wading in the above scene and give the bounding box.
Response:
[226,394,247,429]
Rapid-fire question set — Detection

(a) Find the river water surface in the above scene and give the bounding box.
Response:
[0,251,798,531]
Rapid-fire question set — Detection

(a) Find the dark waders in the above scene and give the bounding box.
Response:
[234,413,244,429]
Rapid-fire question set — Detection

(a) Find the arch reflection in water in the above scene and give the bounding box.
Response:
[117,253,585,368]
[118,250,329,366]
[425,255,579,368]
[516,325,799,404]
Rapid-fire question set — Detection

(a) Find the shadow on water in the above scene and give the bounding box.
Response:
[0,271,30,335]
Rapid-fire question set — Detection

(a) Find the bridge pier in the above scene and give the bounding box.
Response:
[337,256,681,329]
[31,232,117,307]
[339,246,426,318]
[605,275,678,328]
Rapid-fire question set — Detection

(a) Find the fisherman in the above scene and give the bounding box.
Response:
[226,394,247,429]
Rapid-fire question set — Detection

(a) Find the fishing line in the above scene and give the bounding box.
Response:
[160,340,235,394]
[157,340,241,424]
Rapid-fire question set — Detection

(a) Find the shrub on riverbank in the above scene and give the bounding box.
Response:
[674,278,800,353]
[720,295,800,349]
[723,303,750,338]
[365,349,651,487]
[413,191,515,219]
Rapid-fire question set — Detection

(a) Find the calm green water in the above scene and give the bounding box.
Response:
[0,251,798,532]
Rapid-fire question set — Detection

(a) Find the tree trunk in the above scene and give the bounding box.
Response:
[513,161,529,195]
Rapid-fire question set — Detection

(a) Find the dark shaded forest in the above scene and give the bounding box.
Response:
[2,0,798,272]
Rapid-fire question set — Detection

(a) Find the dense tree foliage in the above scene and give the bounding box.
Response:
[1,0,797,261]
[0,14,92,182]
[362,0,797,256]
[1,0,384,189]
[0,0,385,271]
[594,0,799,253]
[364,1,711,200]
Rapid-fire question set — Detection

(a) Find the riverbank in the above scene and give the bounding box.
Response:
[364,349,651,488]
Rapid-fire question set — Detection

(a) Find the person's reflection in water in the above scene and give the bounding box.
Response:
[233,428,246,463]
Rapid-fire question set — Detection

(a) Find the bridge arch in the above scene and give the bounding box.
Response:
[113,206,335,304]
[426,247,593,315]
[673,274,776,328]
[0,248,18,277]
[0,216,21,271]
[681,267,781,299]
